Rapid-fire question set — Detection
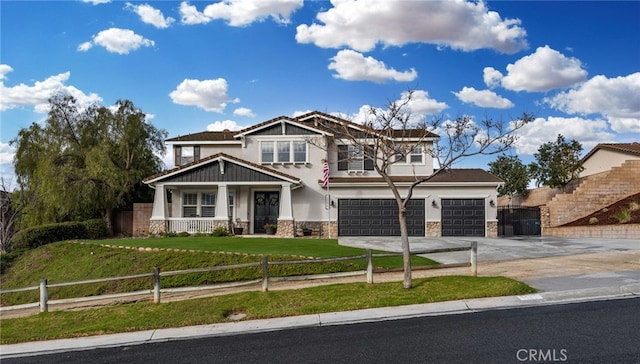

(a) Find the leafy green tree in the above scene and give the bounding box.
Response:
[528,134,584,189]
[11,94,167,233]
[488,154,530,197]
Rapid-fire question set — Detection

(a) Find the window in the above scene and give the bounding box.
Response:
[261,142,274,163]
[175,146,200,166]
[183,193,198,217]
[338,145,373,171]
[293,141,307,162]
[228,193,235,219]
[348,145,364,171]
[277,141,290,162]
[410,146,423,164]
[201,193,216,217]
[261,141,308,163]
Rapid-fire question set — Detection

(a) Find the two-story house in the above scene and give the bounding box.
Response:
[142,111,502,238]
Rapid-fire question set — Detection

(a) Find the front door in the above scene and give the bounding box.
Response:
[254,191,280,233]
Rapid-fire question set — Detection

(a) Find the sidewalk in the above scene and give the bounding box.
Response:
[1,249,639,359]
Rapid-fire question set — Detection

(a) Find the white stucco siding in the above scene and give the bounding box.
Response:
[581,149,640,177]
[199,144,243,159]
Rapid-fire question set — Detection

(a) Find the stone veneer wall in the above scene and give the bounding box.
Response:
[321,221,338,238]
[486,221,498,237]
[426,221,441,237]
[276,220,295,238]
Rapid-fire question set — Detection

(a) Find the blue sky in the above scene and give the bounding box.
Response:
[1,0,639,185]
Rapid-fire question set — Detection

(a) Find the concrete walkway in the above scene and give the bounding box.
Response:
[1,236,639,359]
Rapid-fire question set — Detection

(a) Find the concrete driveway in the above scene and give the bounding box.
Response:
[339,235,640,292]
[338,235,640,264]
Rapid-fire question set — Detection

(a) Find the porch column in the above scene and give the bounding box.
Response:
[150,184,168,235]
[151,184,168,219]
[214,184,229,226]
[279,183,293,219]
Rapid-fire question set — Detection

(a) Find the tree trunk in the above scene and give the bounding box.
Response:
[399,207,412,288]
[102,208,114,237]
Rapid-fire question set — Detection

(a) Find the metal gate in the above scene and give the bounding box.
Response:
[497,206,541,236]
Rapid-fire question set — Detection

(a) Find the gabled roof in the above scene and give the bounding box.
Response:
[581,142,640,161]
[295,111,439,139]
[165,111,439,143]
[167,130,238,142]
[143,153,302,185]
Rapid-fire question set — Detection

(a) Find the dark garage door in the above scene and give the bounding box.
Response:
[338,199,425,236]
[441,199,485,237]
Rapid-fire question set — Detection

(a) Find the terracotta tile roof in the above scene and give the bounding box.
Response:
[143,153,301,184]
[582,142,640,161]
[324,169,502,185]
[166,130,238,142]
[166,111,439,142]
[295,112,439,139]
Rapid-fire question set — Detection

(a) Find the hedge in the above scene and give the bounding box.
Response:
[12,219,108,250]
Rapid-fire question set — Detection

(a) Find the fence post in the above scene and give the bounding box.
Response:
[470,241,477,276]
[39,279,48,313]
[261,256,269,292]
[366,249,373,284]
[153,267,161,303]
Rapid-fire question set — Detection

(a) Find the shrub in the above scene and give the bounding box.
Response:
[13,221,86,250]
[212,227,229,237]
[612,208,631,224]
[629,201,639,211]
[588,217,598,224]
[83,219,108,239]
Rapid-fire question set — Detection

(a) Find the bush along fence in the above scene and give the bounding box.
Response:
[1,242,477,313]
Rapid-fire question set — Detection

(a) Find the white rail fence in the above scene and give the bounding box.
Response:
[0,242,477,313]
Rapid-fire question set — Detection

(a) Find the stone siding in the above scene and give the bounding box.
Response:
[426,221,441,237]
[544,224,640,239]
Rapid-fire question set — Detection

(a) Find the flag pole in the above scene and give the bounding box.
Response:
[322,161,331,238]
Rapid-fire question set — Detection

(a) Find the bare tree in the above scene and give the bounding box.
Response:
[316,91,533,288]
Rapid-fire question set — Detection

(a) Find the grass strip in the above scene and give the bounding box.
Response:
[0,275,535,344]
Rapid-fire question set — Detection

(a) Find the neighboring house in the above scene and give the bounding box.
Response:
[143,112,502,238]
[579,142,640,178]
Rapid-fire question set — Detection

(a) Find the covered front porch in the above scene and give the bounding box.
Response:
[143,154,302,237]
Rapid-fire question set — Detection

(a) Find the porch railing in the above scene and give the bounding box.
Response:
[166,218,217,233]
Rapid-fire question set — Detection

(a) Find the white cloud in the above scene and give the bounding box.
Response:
[0,67,102,112]
[126,3,175,29]
[453,87,514,109]
[328,49,417,83]
[79,28,154,55]
[233,107,255,117]
[179,1,211,25]
[169,78,239,112]
[0,142,16,189]
[206,120,243,131]
[296,0,527,53]
[82,0,111,5]
[0,64,13,80]
[513,116,614,155]
[179,0,303,26]
[546,72,640,133]
[483,67,503,89]
[399,90,448,116]
[77,41,93,52]
[500,45,587,92]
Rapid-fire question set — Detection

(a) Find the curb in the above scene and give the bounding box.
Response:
[1,284,638,359]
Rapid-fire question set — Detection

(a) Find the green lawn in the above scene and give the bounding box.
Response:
[0,237,435,306]
[0,275,536,344]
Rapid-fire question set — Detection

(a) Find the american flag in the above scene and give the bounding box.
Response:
[322,162,329,187]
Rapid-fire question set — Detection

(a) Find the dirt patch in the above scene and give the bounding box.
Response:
[562,193,640,226]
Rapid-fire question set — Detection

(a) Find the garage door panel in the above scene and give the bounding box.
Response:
[441,198,485,237]
[338,199,425,236]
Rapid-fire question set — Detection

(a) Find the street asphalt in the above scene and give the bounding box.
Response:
[1,235,638,359]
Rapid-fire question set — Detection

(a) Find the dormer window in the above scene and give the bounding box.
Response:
[174,146,200,166]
